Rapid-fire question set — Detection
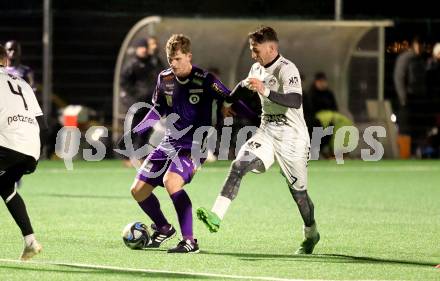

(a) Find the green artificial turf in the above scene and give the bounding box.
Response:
[0,159,439,280]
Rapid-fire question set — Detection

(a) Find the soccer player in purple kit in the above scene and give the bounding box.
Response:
[122,34,237,253]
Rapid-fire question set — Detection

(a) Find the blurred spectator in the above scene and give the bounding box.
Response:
[304,71,338,136]
[427,43,440,98]
[120,37,161,108]
[422,43,440,158]
[4,40,36,92]
[393,36,426,140]
[119,37,163,165]
[147,36,165,70]
[309,72,338,114]
[305,71,354,158]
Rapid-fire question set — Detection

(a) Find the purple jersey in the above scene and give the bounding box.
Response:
[153,65,231,150]
[5,65,34,87]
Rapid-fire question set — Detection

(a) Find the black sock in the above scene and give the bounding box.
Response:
[6,193,34,236]
[1,182,34,236]
[290,189,315,227]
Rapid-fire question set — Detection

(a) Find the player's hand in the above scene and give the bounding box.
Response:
[221,105,236,117]
[247,78,265,95]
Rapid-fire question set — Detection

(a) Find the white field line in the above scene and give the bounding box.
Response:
[36,165,440,174]
[0,258,404,281]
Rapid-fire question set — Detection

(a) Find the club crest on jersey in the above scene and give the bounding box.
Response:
[268,78,277,86]
[189,94,200,104]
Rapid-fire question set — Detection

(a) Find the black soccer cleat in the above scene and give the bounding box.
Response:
[167,239,199,254]
[145,224,176,248]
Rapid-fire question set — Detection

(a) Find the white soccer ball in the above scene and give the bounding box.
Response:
[122,222,150,249]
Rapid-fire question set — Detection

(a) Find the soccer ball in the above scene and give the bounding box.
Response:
[122,222,150,249]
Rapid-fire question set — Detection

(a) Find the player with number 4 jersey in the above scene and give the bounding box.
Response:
[0,44,47,260]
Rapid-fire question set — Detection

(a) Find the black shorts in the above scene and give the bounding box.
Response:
[0,146,37,183]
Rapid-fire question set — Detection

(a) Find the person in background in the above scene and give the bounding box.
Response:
[148,36,165,71]
[120,38,163,166]
[393,36,427,151]
[4,40,36,92]
[309,71,338,114]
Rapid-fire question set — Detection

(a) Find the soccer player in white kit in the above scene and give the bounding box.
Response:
[197,26,320,254]
[0,45,46,260]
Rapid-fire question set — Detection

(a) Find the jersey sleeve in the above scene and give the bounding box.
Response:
[280,64,302,95]
[205,73,232,101]
[151,74,167,116]
[23,81,43,117]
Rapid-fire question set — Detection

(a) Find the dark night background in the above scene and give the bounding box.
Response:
[1,0,439,124]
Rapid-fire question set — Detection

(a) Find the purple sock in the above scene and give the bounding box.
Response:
[138,193,169,229]
[170,189,193,242]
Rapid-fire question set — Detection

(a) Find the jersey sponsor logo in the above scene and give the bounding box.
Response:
[192,78,203,86]
[164,82,175,90]
[194,71,207,78]
[211,82,226,96]
[7,114,37,126]
[189,94,200,104]
[165,95,173,106]
[189,89,203,94]
[262,114,288,125]
[289,76,300,87]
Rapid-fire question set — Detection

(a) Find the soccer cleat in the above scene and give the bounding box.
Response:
[20,240,42,261]
[167,239,199,254]
[295,232,320,255]
[196,207,221,233]
[146,224,176,248]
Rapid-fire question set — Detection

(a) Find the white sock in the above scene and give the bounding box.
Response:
[304,223,318,239]
[24,234,36,247]
[211,195,231,220]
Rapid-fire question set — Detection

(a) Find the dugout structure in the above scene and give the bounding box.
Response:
[113,17,397,158]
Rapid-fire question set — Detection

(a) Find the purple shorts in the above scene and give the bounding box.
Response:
[136,148,200,187]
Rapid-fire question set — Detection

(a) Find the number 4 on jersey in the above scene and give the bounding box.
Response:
[7,80,28,110]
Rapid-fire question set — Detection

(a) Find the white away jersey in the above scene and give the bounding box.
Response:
[245,55,309,143]
[0,68,43,160]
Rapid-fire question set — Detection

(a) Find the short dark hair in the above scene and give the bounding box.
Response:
[248,26,279,43]
[314,71,327,81]
[0,44,7,65]
[166,34,191,56]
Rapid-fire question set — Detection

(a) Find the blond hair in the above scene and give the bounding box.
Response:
[166,34,191,56]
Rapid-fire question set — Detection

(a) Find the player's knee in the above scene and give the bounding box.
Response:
[130,185,141,201]
[290,189,312,205]
[231,159,246,176]
[130,181,150,202]
[0,185,16,202]
[163,176,183,195]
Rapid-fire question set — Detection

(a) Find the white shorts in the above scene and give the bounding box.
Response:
[236,124,310,191]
